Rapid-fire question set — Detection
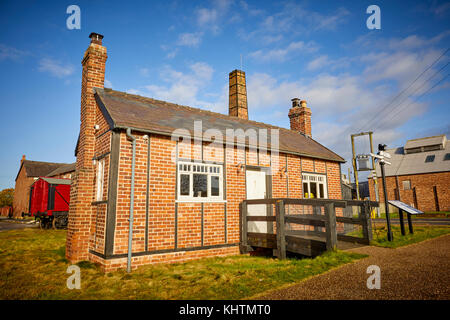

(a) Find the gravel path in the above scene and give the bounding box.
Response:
[256,234,450,300]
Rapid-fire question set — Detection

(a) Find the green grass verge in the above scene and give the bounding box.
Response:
[0,228,366,300]
[373,211,450,219]
[370,225,450,248]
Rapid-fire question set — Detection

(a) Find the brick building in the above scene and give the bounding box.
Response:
[368,135,450,212]
[13,155,75,217]
[66,33,345,271]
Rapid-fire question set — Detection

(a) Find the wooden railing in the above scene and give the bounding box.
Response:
[239,198,378,259]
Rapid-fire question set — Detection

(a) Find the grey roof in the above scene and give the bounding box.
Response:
[93,88,345,163]
[370,135,450,178]
[404,135,447,150]
[47,163,76,177]
[40,177,72,185]
[16,160,70,181]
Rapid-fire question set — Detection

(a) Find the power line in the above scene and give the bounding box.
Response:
[354,47,450,133]
[372,60,450,130]
[375,71,450,131]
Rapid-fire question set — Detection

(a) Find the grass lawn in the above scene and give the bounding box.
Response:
[370,225,450,248]
[0,228,366,300]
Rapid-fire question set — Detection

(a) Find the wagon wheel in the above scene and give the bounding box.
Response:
[52,217,57,230]
[38,217,45,229]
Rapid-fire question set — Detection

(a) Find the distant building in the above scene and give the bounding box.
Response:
[13,155,75,217]
[368,135,450,212]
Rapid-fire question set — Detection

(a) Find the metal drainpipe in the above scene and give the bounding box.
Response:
[126,128,136,273]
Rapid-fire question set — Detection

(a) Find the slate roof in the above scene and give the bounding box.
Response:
[369,135,450,178]
[47,163,76,177]
[94,88,345,163]
[16,160,71,181]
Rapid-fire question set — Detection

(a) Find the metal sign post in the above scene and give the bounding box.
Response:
[378,144,393,241]
[388,200,424,235]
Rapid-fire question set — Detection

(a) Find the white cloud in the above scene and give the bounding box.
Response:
[38,58,74,78]
[0,44,28,61]
[166,49,179,59]
[177,32,203,47]
[130,62,215,109]
[195,0,233,34]
[239,3,350,43]
[249,41,318,62]
[139,68,149,77]
[197,8,218,26]
[307,55,330,71]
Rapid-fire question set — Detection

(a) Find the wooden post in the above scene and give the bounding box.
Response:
[275,200,286,259]
[240,201,248,253]
[407,212,414,234]
[313,205,321,232]
[398,209,406,236]
[361,200,373,243]
[324,203,337,251]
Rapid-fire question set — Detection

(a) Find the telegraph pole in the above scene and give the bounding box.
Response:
[369,132,381,217]
[350,135,360,200]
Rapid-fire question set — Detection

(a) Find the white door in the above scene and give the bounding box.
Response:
[246,170,267,233]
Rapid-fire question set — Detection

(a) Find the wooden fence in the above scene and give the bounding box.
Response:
[239,198,378,259]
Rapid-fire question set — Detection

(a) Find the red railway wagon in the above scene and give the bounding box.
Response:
[27,177,71,229]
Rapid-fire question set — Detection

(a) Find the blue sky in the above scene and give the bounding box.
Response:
[0,0,449,190]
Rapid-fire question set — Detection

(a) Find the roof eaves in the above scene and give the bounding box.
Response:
[113,125,346,163]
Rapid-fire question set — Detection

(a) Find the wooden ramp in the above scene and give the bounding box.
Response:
[240,199,377,259]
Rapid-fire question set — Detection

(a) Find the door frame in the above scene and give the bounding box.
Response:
[246,165,273,233]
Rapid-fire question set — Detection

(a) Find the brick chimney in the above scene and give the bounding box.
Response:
[289,98,312,137]
[21,155,25,164]
[229,69,248,120]
[66,33,107,263]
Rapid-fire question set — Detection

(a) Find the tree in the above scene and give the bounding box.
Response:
[0,188,14,207]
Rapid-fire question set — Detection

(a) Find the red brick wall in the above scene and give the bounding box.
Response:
[368,172,450,212]
[66,38,107,263]
[12,166,35,217]
[84,126,343,271]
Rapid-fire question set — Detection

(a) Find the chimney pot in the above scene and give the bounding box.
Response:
[291,98,300,108]
[89,32,104,45]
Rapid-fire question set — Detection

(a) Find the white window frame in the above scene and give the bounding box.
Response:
[176,161,224,202]
[302,173,328,199]
[95,158,105,201]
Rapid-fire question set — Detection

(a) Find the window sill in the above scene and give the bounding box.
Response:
[175,199,227,203]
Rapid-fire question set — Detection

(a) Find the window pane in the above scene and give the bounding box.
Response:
[310,182,317,198]
[319,184,324,199]
[211,176,220,196]
[180,174,190,196]
[425,155,435,163]
[402,180,411,190]
[193,174,207,197]
[444,153,450,161]
[303,183,309,198]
